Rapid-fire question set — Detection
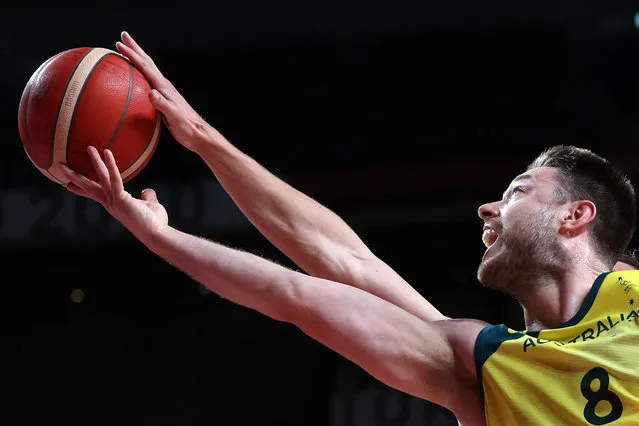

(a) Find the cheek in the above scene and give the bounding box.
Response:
[500,203,526,229]
[508,207,560,239]
[501,203,543,232]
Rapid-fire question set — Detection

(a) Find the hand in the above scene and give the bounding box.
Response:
[61,146,169,241]
[115,31,213,153]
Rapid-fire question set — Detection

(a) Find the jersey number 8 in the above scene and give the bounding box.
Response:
[580,367,623,425]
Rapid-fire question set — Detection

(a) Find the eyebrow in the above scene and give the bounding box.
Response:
[502,173,533,199]
[513,173,533,182]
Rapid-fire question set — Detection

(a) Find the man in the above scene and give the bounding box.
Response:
[61,33,639,425]
[112,33,639,326]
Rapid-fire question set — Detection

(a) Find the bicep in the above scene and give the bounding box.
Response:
[285,274,483,410]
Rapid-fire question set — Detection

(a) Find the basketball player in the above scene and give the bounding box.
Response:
[62,33,639,425]
[113,32,639,320]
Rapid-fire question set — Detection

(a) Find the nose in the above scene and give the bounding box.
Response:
[478,200,500,221]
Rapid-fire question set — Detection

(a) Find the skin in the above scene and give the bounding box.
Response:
[475,168,604,330]
[614,261,637,271]
[58,32,630,425]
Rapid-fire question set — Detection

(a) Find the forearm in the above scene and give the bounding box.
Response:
[140,223,473,413]
[190,129,447,322]
[193,128,369,280]
[143,225,296,321]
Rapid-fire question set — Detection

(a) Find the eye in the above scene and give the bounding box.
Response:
[513,186,525,194]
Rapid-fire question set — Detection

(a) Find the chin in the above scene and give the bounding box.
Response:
[477,266,495,289]
[477,261,494,288]
[477,252,509,291]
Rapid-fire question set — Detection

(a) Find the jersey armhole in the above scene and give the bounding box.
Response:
[473,324,523,405]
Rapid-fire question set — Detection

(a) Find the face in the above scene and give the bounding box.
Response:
[476,167,568,295]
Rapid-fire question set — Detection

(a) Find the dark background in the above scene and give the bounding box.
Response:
[2,2,639,425]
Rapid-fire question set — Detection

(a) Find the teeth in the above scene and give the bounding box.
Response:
[482,229,498,248]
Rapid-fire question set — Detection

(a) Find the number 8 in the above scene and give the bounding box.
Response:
[581,367,623,425]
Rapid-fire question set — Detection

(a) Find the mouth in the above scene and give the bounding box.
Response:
[481,228,499,262]
[482,228,499,248]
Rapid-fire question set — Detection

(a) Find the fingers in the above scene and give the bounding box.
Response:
[115,41,147,75]
[120,31,146,57]
[116,31,165,89]
[103,149,125,195]
[60,166,105,204]
[141,188,158,203]
[115,41,141,64]
[62,147,126,206]
[87,146,111,188]
[148,89,175,115]
[65,182,89,198]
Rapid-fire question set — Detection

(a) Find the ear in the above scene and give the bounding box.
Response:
[559,200,596,237]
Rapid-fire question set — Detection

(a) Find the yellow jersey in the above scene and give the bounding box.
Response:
[474,270,639,425]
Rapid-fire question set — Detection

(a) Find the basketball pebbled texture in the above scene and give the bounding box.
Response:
[18,47,161,184]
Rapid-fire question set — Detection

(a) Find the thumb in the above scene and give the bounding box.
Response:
[149,89,171,113]
[141,188,159,203]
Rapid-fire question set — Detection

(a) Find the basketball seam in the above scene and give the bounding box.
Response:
[44,168,64,184]
[120,112,161,181]
[70,54,133,176]
[48,48,94,169]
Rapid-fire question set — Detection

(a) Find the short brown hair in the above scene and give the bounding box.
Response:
[528,145,637,267]
[618,250,639,268]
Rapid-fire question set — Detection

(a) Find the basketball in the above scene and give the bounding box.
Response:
[18,47,161,184]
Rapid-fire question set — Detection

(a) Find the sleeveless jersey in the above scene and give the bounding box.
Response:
[474,270,639,425]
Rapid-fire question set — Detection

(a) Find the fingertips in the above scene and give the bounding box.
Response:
[121,31,134,47]
[141,188,158,202]
[87,145,100,158]
[103,149,120,174]
[121,31,142,51]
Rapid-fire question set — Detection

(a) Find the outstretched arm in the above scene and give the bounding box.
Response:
[195,139,447,322]
[61,147,485,423]
[146,224,484,416]
[114,31,446,323]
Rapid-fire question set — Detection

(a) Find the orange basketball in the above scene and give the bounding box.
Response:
[18,47,161,184]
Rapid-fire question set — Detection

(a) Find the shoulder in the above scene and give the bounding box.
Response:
[593,270,639,297]
[606,269,639,281]
[431,318,492,426]
[473,323,523,371]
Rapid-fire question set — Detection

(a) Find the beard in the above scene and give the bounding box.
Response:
[477,208,567,298]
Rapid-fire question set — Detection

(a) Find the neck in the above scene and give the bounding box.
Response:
[518,268,602,330]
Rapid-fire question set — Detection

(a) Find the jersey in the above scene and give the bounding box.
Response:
[474,270,639,425]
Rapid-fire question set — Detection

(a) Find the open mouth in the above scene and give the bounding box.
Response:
[482,228,499,248]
